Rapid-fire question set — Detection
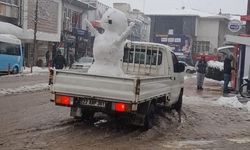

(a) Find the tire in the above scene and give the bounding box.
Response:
[81,110,95,121]
[186,69,191,74]
[173,89,183,112]
[239,83,250,98]
[143,103,155,130]
[12,66,19,74]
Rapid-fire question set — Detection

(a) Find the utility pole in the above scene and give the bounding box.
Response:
[31,0,39,73]
[247,0,250,34]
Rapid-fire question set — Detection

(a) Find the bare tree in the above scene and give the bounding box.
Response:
[31,0,39,73]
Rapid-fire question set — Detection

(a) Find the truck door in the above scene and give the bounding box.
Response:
[170,52,183,103]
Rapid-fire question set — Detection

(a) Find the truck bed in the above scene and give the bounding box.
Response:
[51,70,172,103]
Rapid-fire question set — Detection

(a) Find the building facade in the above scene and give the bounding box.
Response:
[113,3,151,42]
[148,8,235,64]
[61,0,97,63]
[0,0,22,26]
[0,0,62,66]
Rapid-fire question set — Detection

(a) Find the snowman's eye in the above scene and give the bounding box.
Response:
[108,19,112,24]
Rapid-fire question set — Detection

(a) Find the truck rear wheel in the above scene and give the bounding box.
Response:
[81,110,95,121]
[143,103,155,130]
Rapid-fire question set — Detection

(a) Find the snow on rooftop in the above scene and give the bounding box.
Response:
[147,7,228,19]
[0,21,23,38]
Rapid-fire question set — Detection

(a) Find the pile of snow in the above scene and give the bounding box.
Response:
[184,75,196,80]
[215,96,250,111]
[23,66,49,74]
[246,101,250,111]
[0,83,49,95]
[207,61,223,71]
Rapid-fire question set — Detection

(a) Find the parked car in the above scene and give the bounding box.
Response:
[71,57,94,72]
[179,61,196,74]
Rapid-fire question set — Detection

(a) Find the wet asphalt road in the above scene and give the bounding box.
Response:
[0,75,250,150]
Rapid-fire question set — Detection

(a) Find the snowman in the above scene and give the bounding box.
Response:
[85,8,135,76]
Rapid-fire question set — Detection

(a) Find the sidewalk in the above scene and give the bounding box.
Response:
[184,76,250,103]
[184,76,222,101]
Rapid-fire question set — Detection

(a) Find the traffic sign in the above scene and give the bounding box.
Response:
[228,20,242,33]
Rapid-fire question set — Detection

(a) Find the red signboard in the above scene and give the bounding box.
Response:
[241,15,250,21]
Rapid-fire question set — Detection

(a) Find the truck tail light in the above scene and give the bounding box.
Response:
[55,95,72,107]
[113,102,131,112]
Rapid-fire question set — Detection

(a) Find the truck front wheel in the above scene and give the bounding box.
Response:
[173,89,183,122]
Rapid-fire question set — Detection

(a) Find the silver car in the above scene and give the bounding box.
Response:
[71,57,94,72]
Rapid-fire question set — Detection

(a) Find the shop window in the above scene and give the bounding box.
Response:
[192,41,210,53]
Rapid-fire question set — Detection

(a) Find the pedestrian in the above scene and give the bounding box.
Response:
[53,50,67,69]
[69,50,75,69]
[195,56,207,90]
[223,56,233,94]
[45,50,50,67]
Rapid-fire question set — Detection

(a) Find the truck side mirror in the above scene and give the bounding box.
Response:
[178,63,185,73]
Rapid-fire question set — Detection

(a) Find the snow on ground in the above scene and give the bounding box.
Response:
[23,66,49,74]
[0,83,49,96]
[215,96,250,111]
[184,75,196,80]
[0,66,50,78]
[207,60,224,71]
[246,101,250,111]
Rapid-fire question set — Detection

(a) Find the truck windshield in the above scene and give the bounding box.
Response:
[123,48,162,65]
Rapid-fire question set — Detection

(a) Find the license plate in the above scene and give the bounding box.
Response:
[80,98,106,108]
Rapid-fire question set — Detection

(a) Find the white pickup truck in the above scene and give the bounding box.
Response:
[50,41,185,129]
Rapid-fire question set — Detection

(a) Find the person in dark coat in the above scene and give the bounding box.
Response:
[45,50,50,67]
[223,57,233,93]
[53,51,67,69]
[195,56,207,90]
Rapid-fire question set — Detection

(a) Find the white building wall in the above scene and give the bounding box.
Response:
[196,18,219,51]
[22,0,62,42]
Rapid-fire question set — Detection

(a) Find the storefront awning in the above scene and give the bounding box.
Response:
[72,0,96,10]
[0,21,23,39]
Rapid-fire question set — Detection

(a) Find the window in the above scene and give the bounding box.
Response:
[72,11,81,28]
[0,0,19,6]
[63,8,73,31]
[171,52,179,72]
[0,42,20,56]
[123,48,162,65]
[193,41,210,53]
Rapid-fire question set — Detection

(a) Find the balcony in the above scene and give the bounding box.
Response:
[0,2,19,19]
[71,0,97,10]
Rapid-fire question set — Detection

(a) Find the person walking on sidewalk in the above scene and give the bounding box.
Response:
[223,56,233,94]
[53,51,67,69]
[195,56,207,90]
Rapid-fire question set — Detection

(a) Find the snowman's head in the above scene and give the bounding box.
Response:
[100,8,128,35]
